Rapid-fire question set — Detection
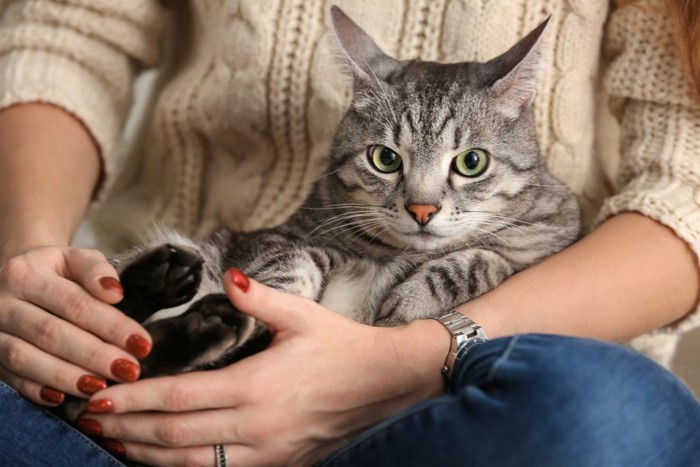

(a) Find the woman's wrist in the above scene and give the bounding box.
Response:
[388,319,453,398]
[0,221,70,264]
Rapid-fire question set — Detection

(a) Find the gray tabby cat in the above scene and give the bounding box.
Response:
[115,7,581,377]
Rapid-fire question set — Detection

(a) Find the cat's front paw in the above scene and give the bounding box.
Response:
[375,281,443,326]
[374,294,409,327]
[119,244,204,320]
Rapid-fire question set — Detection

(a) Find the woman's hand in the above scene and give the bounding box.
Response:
[82,271,449,466]
[0,246,152,406]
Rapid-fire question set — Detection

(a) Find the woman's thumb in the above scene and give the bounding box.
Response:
[223,268,309,331]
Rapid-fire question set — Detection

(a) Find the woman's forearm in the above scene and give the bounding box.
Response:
[0,103,100,261]
[395,213,700,391]
[460,212,700,342]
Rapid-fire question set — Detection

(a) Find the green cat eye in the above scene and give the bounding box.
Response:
[368,145,402,173]
[452,148,489,177]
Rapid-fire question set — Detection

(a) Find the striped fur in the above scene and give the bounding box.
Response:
[116,8,581,375]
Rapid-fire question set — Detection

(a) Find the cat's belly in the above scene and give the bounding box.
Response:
[319,259,406,324]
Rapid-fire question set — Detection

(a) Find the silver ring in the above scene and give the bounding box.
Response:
[214,444,228,467]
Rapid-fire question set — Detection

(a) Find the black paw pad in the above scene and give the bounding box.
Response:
[121,244,204,312]
[141,294,251,377]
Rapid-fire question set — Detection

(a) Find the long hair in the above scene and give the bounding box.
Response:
[666,0,700,100]
[618,0,700,100]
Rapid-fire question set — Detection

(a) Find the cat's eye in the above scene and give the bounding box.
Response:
[368,145,402,173]
[452,148,489,177]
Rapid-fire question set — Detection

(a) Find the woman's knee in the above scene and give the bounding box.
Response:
[460,334,700,465]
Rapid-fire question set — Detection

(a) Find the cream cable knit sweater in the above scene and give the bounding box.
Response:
[0,0,698,365]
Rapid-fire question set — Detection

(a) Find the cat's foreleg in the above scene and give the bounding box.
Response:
[112,230,225,323]
[375,250,514,326]
[242,241,339,302]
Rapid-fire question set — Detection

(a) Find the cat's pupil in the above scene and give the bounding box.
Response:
[465,151,480,170]
[380,148,397,166]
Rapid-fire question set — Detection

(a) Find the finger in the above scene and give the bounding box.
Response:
[87,408,244,447]
[15,274,151,357]
[0,363,65,406]
[0,332,110,398]
[0,300,141,382]
[107,440,257,467]
[87,368,243,413]
[64,248,123,305]
[223,269,317,331]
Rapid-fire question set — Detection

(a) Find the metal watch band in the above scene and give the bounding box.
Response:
[433,311,488,381]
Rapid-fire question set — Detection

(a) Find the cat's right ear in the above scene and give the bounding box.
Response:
[330,6,398,83]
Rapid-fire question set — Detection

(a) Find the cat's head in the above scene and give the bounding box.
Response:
[324,6,552,251]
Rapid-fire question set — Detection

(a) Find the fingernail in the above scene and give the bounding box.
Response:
[87,398,114,414]
[75,418,103,437]
[39,386,65,404]
[99,277,123,295]
[101,438,126,457]
[228,268,250,292]
[111,359,140,382]
[77,375,107,395]
[126,334,152,359]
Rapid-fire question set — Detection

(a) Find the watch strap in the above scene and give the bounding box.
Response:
[433,311,488,381]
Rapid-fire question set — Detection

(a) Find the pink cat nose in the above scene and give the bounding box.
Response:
[406,204,440,226]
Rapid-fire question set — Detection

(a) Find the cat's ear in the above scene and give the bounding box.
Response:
[330,6,398,82]
[484,18,550,119]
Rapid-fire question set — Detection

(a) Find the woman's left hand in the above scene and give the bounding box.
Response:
[80,271,448,466]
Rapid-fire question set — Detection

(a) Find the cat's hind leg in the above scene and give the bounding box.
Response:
[140,293,269,377]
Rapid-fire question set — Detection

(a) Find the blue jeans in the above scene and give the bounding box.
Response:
[1,335,698,466]
[320,334,700,466]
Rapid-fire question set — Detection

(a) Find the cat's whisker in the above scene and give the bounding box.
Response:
[467,211,550,228]
[305,210,383,227]
[302,203,386,211]
[327,218,385,243]
[311,169,343,182]
[456,212,539,236]
[520,183,571,189]
[306,216,382,240]
[309,214,385,240]
[363,59,398,122]
[363,223,391,247]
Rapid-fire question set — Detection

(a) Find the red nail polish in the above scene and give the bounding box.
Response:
[39,386,65,404]
[87,398,114,414]
[111,359,140,382]
[101,438,126,457]
[125,334,152,359]
[75,418,103,437]
[77,375,107,395]
[228,268,250,292]
[99,277,123,295]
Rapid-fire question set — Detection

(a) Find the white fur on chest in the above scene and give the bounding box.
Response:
[319,259,406,324]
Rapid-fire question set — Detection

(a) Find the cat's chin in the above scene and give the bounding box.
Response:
[389,230,457,251]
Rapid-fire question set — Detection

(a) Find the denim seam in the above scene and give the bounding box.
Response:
[486,334,521,385]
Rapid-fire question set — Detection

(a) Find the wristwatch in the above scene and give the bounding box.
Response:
[433,311,488,381]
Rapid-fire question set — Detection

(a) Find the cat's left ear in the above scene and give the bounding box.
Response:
[330,5,398,82]
[484,18,550,119]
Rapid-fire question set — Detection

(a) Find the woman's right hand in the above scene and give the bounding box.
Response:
[0,246,152,406]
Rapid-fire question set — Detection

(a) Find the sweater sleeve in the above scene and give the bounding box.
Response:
[597,1,700,334]
[0,0,167,199]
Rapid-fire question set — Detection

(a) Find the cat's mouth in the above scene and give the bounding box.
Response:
[412,229,443,238]
[388,225,453,249]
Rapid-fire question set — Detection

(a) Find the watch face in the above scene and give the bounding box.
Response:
[456,336,488,360]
